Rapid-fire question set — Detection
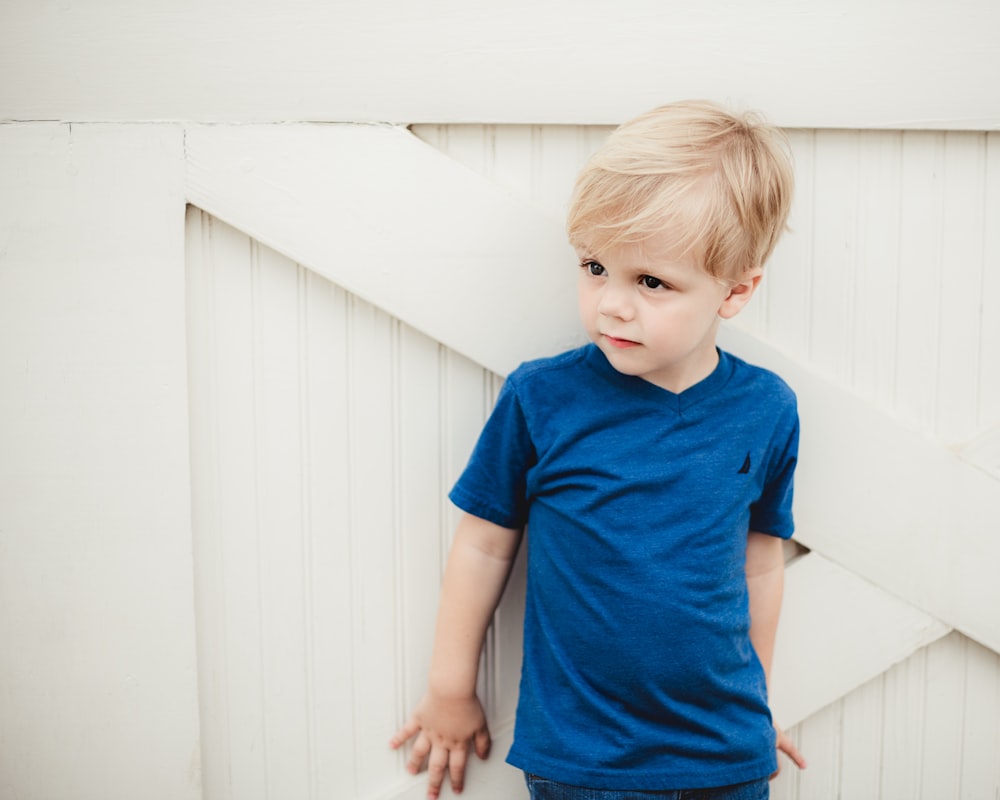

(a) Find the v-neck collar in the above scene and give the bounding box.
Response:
[582,343,734,415]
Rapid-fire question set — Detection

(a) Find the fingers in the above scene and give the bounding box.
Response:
[448,745,469,795]
[389,717,421,751]
[778,733,807,770]
[426,745,450,799]
[391,719,490,797]
[774,726,807,773]
[406,731,432,775]
[394,733,476,797]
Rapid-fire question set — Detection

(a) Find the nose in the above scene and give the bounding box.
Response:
[597,281,635,321]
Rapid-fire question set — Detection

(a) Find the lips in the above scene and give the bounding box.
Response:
[603,334,640,349]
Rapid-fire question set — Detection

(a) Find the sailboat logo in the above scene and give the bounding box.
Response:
[738,453,752,474]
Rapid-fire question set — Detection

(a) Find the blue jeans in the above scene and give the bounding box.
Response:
[524,774,769,800]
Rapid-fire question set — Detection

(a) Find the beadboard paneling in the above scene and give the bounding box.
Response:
[186,209,526,799]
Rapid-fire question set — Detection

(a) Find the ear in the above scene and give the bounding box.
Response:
[718,268,763,319]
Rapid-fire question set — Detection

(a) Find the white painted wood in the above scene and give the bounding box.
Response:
[736,130,999,446]
[186,212,529,798]
[881,645,927,798]
[960,637,1000,798]
[894,133,946,435]
[184,120,998,797]
[772,633,1000,800]
[184,123,581,378]
[770,553,949,728]
[3,0,1000,129]
[935,134,988,444]
[3,107,996,800]
[794,702,841,799]
[0,124,200,798]
[921,636,966,797]
[980,134,1000,433]
[837,678,884,799]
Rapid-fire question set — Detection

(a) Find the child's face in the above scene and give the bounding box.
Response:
[576,231,758,393]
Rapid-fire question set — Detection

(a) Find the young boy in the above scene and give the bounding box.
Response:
[391,100,807,799]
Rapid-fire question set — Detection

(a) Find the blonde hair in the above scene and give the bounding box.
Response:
[567,100,794,282]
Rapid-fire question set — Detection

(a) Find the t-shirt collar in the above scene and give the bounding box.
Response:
[582,343,734,414]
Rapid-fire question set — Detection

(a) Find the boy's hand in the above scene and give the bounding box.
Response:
[770,723,807,778]
[390,691,492,798]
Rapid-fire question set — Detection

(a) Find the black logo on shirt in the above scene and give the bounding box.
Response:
[738,453,752,474]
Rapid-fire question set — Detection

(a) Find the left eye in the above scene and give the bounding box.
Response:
[641,275,663,289]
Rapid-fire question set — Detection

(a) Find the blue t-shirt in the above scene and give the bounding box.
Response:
[449,344,799,790]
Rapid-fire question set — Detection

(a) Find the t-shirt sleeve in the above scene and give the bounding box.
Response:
[748,404,799,539]
[448,375,536,529]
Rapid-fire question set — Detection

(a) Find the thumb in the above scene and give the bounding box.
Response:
[474,726,492,760]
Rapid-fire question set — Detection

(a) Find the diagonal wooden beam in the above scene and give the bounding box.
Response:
[184,123,583,378]
[719,326,1000,653]
[770,553,949,727]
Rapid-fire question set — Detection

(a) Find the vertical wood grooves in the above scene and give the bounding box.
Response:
[930,133,947,438]
[248,237,272,799]
[888,132,904,413]
[438,345,452,576]
[973,133,989,432]
[389,316,406,757]
[209,214,234,800]
[297,265,317,800]
[344,291,361,791]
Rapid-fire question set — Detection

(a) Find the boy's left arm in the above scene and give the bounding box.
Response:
[745,531,808,776]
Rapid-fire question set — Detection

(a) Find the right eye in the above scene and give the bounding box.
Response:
[581,260,606,276]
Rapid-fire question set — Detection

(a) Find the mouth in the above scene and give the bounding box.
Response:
[603,334,640,349]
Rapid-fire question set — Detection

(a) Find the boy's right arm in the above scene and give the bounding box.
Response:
[391,512,523,799]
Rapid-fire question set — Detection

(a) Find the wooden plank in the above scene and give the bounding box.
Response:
[344,299,403,796]
[757,130,815,362]
[894,133,946,433]
[0,123,200,800]
[189,213,271,800]
[770,553,948,728]
[921,634,967,798]
[184,122,580,378]
[2,0,999,128]
[979,134,1000,434]
[793,702,841,799]
[837,678,885,799]
[299,270,357,798]
[934,133,987,443]
[252,243,313,797]
[395,324,447,729]
[880,648,927,799]
[719,325,1000,652]
[850,131,904,409]
[807,130,859,383]
[960,638,1000,798]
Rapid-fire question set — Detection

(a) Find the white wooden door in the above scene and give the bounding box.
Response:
[5,4,1000,799]
[184,122,1000,799]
